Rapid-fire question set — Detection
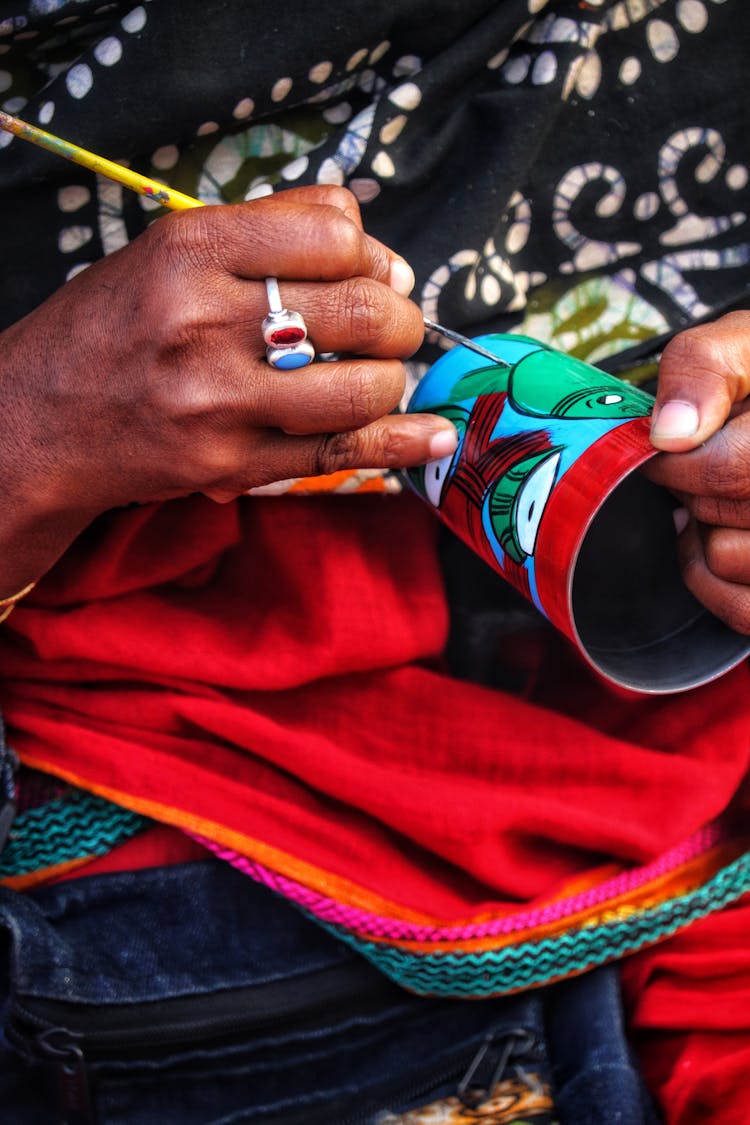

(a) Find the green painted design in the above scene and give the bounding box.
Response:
[489,447,562,565]
[508,349,653,419]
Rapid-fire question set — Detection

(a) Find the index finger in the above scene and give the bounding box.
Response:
[272,187,415,294]
[674,517,750,634]
[643,418,750,498]
[270,184,365,227]
[161,193,415,294]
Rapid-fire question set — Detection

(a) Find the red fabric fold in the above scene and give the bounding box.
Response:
[1,492,749,1119]
[623,900,750,1125]
[2,494,749,908]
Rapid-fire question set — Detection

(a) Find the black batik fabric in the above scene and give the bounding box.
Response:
[1,0,749,366]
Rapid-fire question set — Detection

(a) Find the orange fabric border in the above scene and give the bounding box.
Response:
[18,750,744,944]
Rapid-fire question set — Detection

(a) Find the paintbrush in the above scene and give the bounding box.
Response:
[0,110,202,211]
[0,110,507,366]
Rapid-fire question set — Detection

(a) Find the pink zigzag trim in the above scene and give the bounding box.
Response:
[191,821,724,943]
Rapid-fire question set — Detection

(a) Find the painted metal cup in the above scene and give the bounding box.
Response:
[406,333,750,694]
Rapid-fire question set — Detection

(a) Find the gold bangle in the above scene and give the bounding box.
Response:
[0,580,37,623]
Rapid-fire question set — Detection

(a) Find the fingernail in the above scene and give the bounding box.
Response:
[651,400,699,440]
[390,257,415,297]
[673,506,690,535]
[428,425,458,459]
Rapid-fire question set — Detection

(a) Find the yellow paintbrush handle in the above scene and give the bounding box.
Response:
[0,110,202,210]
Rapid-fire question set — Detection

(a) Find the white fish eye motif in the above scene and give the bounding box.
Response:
[515,451,561,558]
[423,452,455,508]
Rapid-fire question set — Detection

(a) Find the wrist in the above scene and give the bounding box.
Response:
[0,320,107,591]
[0,409,101,595]
[0,487,98,597]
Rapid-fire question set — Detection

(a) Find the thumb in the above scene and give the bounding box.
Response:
[650,311,750,452]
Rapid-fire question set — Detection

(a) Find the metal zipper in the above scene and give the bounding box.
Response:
[9,957,393,1054]
[8,959,400,1124]
[456,1025,538,1108]
[34,1026,96,1125]
[335,1023,544,1125]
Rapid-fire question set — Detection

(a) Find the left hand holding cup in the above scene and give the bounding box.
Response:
[645,311,750,634]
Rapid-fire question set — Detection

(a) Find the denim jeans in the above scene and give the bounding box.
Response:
[0,855,661,1125]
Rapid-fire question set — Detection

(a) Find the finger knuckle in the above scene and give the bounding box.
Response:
[315,185,358,214]
[160,375,215,419]
[338,362,402,429]
[285,204,359,265]
[149,210,218,273]
[311,431,359,475]
[714,310,750,338]
[715,426,750,501]
[701,430,742,494]
[352,422,416,470]
[661,326,719,373]
[375,427,418,468]
[690,494,748,526]
[328,214,365,268]
[684,496,712,525]
[660,325,741,400]
[321,205,359,252]
[702,528,731,575]
[342,279,391,348]
[150,314,215,375]
[723,591,750,635]
[678,535,705,588]
[337,363,381,429]
[191,429,244,484]
[153,379,239,465]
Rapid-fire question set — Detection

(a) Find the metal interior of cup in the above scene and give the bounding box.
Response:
[571,471,750,693]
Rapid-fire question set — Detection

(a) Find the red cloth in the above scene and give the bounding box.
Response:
[622,899,750,1125]
[48,824,210,884]
[0,492,749,1119]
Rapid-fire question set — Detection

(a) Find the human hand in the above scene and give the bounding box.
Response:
[645,311,750,632]
[0,185,455,591]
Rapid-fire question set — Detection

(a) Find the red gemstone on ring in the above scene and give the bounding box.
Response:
[269,326,306,346]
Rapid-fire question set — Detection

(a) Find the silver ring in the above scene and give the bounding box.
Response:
[262,277,314,370]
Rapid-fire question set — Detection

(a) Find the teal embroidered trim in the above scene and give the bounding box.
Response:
[0,788,148,878]
[320,850,750,997]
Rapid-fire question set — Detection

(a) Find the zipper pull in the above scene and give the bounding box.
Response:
[35,1027,97,1125]
[457,1026,537,1109]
